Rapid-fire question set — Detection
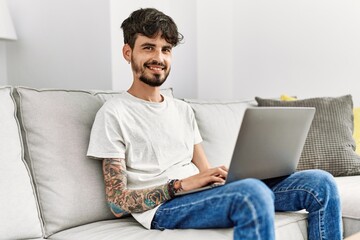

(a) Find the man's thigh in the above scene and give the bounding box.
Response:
[151,178,274,230]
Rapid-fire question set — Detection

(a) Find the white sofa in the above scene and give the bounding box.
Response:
[1,86,359,240]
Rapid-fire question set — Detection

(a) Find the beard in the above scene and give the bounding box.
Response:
[131,58,170,87]
[139,74,165,87]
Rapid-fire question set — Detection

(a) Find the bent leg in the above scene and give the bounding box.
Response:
[151,179,275,240]
[267,170,342,240]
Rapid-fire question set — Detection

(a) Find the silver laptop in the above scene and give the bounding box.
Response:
[176,107,315,196]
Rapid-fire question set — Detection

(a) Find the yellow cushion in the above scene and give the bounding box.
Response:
[354,107,360,155]
[280,94,297,101]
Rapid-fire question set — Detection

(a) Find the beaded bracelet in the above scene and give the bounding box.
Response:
[167,179,183,198]
[167,179,177,198]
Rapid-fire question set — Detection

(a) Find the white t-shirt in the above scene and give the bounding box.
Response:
[87,92,202,229]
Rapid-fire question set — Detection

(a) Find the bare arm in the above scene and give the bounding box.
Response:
[191,143,211,172]
[104,147,228,216]
[179,143,228,192]
[103,158,172,217]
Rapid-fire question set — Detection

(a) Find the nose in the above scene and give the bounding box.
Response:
[151,49,165,64]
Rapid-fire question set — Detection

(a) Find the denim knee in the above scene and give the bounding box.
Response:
[223,179,275,239]
[299,169,340,207]
[303,170,338,192]
[229,178,275,211]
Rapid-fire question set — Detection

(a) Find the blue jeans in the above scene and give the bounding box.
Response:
[151,170,342,240]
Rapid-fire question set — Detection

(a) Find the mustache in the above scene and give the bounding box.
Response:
[144,60,166,68]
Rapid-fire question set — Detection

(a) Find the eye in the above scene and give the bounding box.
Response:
[163,48,172,54]
[143,46,153,51]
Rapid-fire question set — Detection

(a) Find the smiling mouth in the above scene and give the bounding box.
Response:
[144,61,166,72]
[147,65,165,71]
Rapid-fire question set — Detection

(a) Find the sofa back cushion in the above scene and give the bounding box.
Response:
[15,87,115,237]
[256,95,360,176]
[0,87,43,239]
[183,99,256,167]
[14,87,173,237]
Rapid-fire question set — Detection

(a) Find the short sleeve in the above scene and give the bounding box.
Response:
[87,103,126,159]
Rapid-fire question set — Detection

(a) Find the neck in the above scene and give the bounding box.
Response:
[127,80,163,103]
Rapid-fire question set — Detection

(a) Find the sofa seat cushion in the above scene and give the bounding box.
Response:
[48,217,232,240]
[48,212,307,240]
[0,87,43,239]
[275,212,308,240]
[335,176,360,237]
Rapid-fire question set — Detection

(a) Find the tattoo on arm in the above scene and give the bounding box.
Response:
[103,158,172,217]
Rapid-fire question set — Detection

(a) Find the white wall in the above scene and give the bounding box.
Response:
[110,0,198,99]
[0,43,7,85]
[197,0,360,105]
[197,0,235,99]
[6,0,112,90]
[4,0,360,105]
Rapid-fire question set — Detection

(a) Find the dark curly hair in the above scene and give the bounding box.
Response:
[121,8,184,49]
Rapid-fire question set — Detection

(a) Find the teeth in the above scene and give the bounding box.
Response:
[149,66,163,71]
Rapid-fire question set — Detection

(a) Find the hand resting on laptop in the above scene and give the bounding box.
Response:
[180,165,228,192]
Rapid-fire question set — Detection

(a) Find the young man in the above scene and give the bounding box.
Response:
[87,8,342,240]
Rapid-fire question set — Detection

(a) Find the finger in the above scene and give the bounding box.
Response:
[210,175,226,183]
[214,173,227,180]
[219,165,229,172]
[211,167,228,178]
[212,165,228,173]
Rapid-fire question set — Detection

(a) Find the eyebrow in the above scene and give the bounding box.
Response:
[140,42,173,49]
[140,43,156,48]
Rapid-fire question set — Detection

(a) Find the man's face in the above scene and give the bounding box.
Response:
[130,34,173,87]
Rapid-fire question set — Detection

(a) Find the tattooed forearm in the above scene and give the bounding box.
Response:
[103,158,172,217]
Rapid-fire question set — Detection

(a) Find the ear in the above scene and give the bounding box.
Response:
[122,44,132,63]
